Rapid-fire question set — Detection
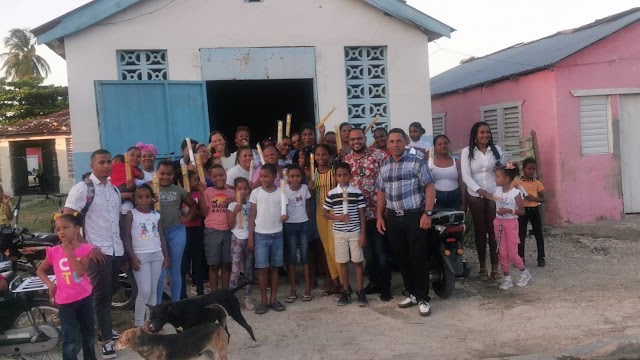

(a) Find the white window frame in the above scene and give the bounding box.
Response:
[577,95,612,155]
[479,101,523,143]
[432,113,446,135]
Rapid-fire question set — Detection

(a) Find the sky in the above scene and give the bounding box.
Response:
[1,0,639,86]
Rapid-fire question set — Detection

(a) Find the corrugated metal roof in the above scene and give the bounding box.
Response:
[33,0,455,59]
[431,8,640,97]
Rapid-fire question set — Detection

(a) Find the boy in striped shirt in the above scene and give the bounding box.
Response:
[323,162,367,307]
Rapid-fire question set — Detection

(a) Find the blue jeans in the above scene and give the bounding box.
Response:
[284,222,310,265]
[58,296,96,360]
[254,232,284,268]
[157,224,186,303]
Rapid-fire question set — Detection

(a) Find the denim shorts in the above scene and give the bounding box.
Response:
[284,221,310,265]
[254,232,284,269]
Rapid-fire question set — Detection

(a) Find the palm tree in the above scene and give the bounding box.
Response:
[0,28,51,81]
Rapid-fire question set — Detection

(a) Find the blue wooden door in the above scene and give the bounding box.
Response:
[96,81,210,158]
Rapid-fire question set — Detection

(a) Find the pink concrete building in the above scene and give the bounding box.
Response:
[430,8,640,225]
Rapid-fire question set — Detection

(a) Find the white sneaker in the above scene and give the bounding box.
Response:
[101,341,117,359]
[418,301,431,317]
[499,276,513,290]
[244,297,255,311]
[516,269,531,287]
[398,294,417,308]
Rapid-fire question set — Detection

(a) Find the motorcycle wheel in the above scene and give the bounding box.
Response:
[11,301,63,360]
[432,264,456,299]
[111,268,137,310]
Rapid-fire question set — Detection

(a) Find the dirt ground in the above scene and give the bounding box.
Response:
[7,195,640,359]
[208,217,640,360]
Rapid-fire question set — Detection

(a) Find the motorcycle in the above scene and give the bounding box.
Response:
[0,264,62,359]
[429,209,471,299]
[1,197,58,277]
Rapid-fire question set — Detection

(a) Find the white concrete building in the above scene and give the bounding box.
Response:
[34,0,454,179]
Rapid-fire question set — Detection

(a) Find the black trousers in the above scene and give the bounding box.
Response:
[518,207,545,260]
[181,225,207,297]
[386,210,431,302]
[88,255,123,342]
[363,219,391,289]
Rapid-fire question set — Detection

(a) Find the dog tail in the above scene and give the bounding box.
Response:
[205,303,228,328]
[228,281,249,294]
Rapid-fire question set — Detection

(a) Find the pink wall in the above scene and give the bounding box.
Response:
[431,70,563,224]
[431,20,640,224]
[553,20,640,223]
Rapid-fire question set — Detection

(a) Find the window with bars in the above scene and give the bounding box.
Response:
[480,101,523,151]
[344,46,389,136]
[579,96,610,155]
[432,113,445,135]
[117,50,168,81]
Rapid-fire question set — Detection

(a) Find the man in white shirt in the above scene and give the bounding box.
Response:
[64,149,123,359]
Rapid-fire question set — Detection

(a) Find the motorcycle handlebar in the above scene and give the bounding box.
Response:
[12,196,22,218]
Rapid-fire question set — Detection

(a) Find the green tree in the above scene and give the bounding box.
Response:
[0,28,51,81]
[0,76,68,125]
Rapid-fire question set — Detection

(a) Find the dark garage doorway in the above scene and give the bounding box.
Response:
[206,79,316,151]
[10,139,60,195]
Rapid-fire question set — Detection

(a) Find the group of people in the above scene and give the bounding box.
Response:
[0,118,547,360]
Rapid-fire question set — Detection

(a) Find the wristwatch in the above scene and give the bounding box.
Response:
[424,210,433,217]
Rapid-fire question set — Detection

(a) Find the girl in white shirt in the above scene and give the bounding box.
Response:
[408,122,431,159]
[429,134,466,211]
[226,146,253,188]
[493,163,531,290]
[460,121,503,279]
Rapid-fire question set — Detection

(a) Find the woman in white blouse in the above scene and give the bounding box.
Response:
[461,122,503,279]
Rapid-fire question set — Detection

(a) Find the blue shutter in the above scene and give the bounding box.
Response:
[96,81,210,158]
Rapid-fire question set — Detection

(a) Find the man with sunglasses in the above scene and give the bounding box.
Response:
[343,127,391,301]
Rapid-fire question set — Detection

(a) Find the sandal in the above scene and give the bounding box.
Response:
[285,295,298,303]
[479,268,489,277]
[301,294,313,301]
[270,300,286,312]
[491,269,502,279]
[254,303,269,315]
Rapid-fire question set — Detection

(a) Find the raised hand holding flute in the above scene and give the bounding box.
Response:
[256,143,265,165]
[316,106,336,129]
[280,179,287,216]
[286,114,292,137]
[153,172,161,211]
[236,191,243,228]
[363,115,380,135]
[124,154,132,181]
[196,155,206,184]
[181,164,190,192]
[186,137,195,165]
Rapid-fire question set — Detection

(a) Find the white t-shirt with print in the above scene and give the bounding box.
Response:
[494,187,521,220]
[408,140,431,159]
[285,184,311,224]
[227,201,250,239]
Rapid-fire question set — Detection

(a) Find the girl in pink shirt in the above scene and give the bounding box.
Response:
[199,164,235,291]
[38,214,96,360]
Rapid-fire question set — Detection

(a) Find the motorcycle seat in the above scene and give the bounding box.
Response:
[28,233,60,246]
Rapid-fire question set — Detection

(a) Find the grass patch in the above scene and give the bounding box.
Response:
[112,309,135,332]
[16,197,58,233]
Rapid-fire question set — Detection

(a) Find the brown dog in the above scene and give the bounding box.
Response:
[115,304,229,360]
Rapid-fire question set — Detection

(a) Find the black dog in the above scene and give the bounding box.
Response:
[147,284,256,342]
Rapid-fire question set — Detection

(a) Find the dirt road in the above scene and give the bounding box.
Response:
[109,218,640,360]
[218,220,640,360]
